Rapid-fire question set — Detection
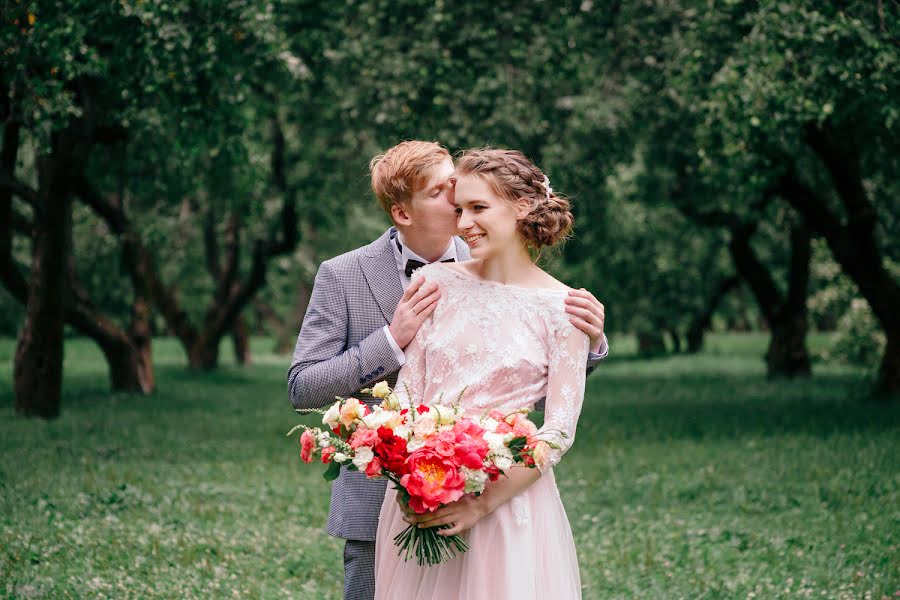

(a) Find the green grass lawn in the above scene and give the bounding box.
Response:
[1,333,897,599]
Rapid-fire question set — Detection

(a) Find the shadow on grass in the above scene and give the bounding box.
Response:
[580,372,900,442]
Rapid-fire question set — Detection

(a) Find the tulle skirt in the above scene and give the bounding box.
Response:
[374,470,581,600]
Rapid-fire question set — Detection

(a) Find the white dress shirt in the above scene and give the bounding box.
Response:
[382,229,458,366]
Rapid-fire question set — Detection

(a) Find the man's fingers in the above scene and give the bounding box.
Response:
[566,290,602,310]
[402,277,425,301]
[565,305,598,323]
[406,282,438,308]
[569,318,601,340]
[412,291,440,316]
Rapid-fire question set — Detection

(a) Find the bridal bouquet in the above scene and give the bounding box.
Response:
[288,381,554,566]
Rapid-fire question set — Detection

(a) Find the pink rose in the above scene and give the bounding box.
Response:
[364,455,383,477]
[300,430,315,464]
[321,446,336,464]
[349,427,379,450]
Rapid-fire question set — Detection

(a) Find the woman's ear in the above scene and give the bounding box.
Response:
[514,197,532,221]
[391,203,413,226]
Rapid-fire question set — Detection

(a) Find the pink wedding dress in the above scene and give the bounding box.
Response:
[374,263,589,600]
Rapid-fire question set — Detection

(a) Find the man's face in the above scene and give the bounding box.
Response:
[405,158,459,238]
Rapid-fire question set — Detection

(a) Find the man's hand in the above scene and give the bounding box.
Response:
[402,494,487,537]
[565,288,605,353]
[388,277,441,349]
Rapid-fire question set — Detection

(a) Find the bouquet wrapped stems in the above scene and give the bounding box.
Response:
[389,482,470,566]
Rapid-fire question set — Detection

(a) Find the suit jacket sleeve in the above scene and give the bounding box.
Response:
[287,261,402,410]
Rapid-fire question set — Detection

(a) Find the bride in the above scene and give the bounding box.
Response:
[374,149,590,599]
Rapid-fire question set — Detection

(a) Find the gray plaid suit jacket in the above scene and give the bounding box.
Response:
[288,227,471,541]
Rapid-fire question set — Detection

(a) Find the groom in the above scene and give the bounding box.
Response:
[288,140,607,600]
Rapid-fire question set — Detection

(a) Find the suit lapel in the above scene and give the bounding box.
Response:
[360,228,404,322]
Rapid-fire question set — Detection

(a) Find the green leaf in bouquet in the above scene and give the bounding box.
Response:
[508,436,528,454]
[323,460,342,481]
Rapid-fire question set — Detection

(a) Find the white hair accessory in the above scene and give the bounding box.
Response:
[540,175,553,200]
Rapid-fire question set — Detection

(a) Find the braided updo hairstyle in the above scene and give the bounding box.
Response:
[454,149,573,249]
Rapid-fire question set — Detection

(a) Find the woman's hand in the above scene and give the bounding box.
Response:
[402,466,543,536]
[404,494,488,537]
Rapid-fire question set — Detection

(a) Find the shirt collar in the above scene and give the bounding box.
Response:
[393,229,457,266]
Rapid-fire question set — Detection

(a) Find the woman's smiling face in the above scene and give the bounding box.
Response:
[454,175,526,258]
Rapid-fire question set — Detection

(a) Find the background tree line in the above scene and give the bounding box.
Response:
[1,0,896,417]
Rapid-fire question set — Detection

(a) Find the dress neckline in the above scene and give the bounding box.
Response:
[429,262,570,295]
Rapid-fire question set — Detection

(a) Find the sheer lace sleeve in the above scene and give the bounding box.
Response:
[536,314,590,473]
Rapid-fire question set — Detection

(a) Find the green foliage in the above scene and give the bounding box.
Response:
[829,299,886,368]
[1,335,897,597]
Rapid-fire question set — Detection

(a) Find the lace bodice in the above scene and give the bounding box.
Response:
[395,262,589,472]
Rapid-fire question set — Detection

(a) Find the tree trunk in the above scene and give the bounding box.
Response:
[189,337,220,370]
[232,316,251,366]
[729,222,811,379]
[637,330,666,356]
[668,329,682,353]
[686,275,740,353]
[14,153,71,418]
[276,279,311,353]
[778,124,900,395]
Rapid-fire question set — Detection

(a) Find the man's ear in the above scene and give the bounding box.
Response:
[391,202,413,226]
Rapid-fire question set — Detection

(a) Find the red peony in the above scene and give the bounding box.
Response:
[400,448,466,513]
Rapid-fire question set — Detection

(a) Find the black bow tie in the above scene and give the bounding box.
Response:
[405,257,455,278]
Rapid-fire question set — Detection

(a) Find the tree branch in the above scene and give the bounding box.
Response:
[73,175,198,347]
[728,222,782,324]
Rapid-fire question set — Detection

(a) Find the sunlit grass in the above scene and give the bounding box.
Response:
[1,334,897,599]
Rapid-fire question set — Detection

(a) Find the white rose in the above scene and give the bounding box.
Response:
[392,424,411,441]
[351,447,373,470]
[493,452,514,471]
[480,417,500,433]
[322,402,341,428]
[432,405,457,426]
[484,432,507,454]
[406,438,425,452]
[333,452,349,463]
[413,416,436,438]
[371,381,391,398]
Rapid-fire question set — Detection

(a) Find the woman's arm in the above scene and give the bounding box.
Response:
[409,319,590,535]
